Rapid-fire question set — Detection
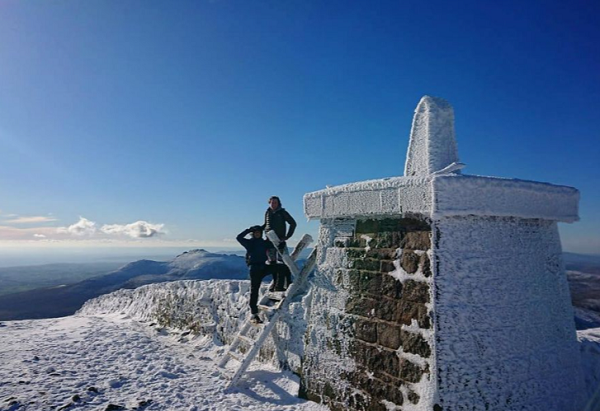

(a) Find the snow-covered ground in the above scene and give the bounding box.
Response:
[2,274,599,411]
[0,313,326,411]
[578,327,600,407]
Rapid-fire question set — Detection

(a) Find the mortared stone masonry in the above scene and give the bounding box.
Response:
[299,96,584,411]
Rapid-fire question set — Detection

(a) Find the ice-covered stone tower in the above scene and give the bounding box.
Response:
[300,96,584,410]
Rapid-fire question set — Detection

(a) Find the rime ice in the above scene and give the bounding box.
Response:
[301,96,585,410]
[404,96,460,177]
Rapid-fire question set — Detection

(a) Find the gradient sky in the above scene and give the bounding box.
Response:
[0,0,598,258]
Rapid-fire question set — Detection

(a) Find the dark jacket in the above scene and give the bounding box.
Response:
[263,207,296,241]
[236,228,272,265]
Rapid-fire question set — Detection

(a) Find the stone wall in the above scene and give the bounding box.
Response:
[301,216,436,410]
[78,279,308,373]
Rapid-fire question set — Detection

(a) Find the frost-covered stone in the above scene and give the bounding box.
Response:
[404,95,459,176]
[304,96,578,224]
[300,217,436,410]
[301,96,585,410]
[304,176,432,219]
[78,279,308,373]
[432,174,579,222]
[303,175,578,223]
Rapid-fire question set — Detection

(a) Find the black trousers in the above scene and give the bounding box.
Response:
[274,264,292,291]
[266,241,293,291]
[249,264,271,315]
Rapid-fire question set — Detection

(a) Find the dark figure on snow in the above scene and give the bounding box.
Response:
[262,196,297,291]
[236,225,274,324]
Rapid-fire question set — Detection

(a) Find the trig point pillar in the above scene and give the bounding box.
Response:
[300,96,584,410]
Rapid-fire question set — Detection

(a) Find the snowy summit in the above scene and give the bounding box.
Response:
[1,96,597,411]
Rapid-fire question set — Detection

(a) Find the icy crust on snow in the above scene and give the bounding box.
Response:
[0,316,326,411]
[433,174,580,222]
[404,96,459,176]
[304,176,432,220]
[78,279,308,373]
[433,216,585,410]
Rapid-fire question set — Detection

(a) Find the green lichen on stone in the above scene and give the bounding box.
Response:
[359,271,383,296]
[346,248,367,259]
[356,219,379,234]
[303,215,433,409]
[352,259,380,271]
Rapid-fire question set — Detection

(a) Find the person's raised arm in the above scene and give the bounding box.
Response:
[236,228,253,250]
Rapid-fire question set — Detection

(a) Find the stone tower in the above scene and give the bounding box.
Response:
[300,96,584,410]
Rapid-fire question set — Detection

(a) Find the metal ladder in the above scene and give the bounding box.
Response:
[218,231,317,390]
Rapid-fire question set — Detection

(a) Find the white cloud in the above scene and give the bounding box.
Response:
[1,216,167,243]
[101,221,165,239]
[0,237,232,249]
[57,217,97,236]
[5,216,58,224]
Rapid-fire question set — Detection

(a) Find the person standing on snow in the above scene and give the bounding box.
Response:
[262,196,296,291]
[236,225,274,324]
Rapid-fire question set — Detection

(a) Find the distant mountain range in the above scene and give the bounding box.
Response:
[0,250,598,324]
[0,249,247,321]
[0,262,125,296]
[563,252,600,274]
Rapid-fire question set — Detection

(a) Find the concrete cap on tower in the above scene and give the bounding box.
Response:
[303,96,579,223]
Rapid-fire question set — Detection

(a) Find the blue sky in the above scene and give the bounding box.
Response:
[0,0,598,259]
